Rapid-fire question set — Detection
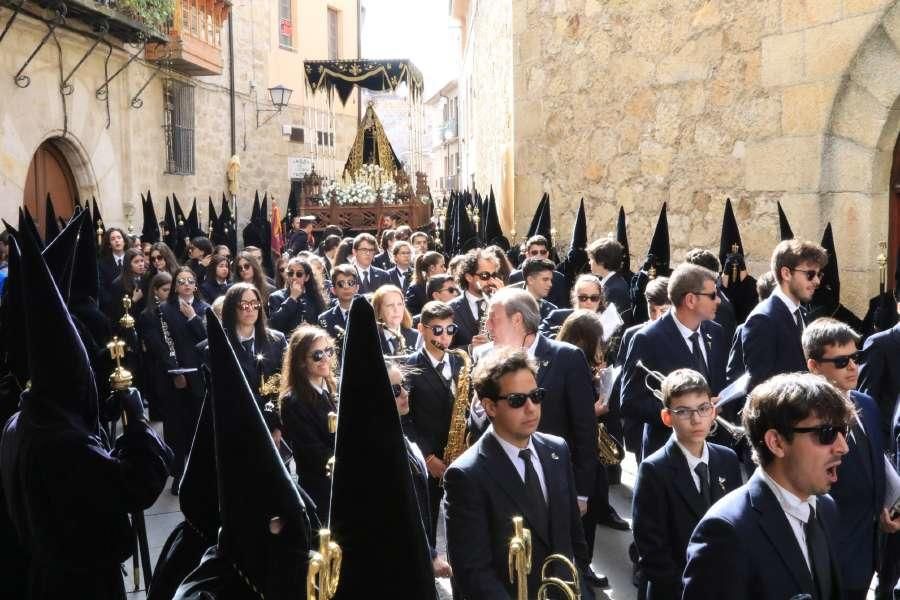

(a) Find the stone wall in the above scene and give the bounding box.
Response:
[501,0,900,314]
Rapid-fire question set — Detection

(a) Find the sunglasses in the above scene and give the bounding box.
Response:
[441,286,461,296]
[335,279,359,289]
[817,351,862,369]
[692,290,718,301]
[476,271,501,281]
[152,255,165,261]
[496,387,546,409]
[238,300,262,312]
[285,269,307,278]
[176,278,195,286]
[425,323,458,336]
[790,268,824,281]
[391,381,411,397]
[668,403,714,420]
[791,423,850,445]
[577,294,602,303]
[238,263,253,271]
[528,248,549,256]
[310,347,336,362]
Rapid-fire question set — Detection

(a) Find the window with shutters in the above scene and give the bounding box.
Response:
[328,8,340,59]
[279,0,293,49]
[164,80,195,175]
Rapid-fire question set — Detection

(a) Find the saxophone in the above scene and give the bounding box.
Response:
[379,321,409,356]
[156,297,178,365]
[442,348,472,466]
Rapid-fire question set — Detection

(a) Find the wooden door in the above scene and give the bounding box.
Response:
[22,140,78,238]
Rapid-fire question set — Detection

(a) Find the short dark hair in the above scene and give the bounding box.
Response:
[380,229,396,249]
[353,233,377,250]
[667,263,716,307]
[757,271,777,300]
[771,239,828,284]
[457,253,480,289]
[644,277,670,306]
[331,263,357,282]
[522,257,555,279]
[426,274,454,299]
[525,235,548,251]
[684,248,719,273]
[420,300,454,325]
[322,234,341,253]
[191,236,213,255]
[472,347,537,402]
[661,368,710,409]
[323,224,343,239]
[802,317,860,361]
[742,373,855,466]
[391,240,412,258]
[587,238,624,271]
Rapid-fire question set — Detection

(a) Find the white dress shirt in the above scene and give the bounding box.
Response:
[759,467,816,572]
[673,434,710,493]
[772,287,803,328]
[426,347,454,382]
[672,312,709,366]
[490,426,548,502]
[465,290,483,321]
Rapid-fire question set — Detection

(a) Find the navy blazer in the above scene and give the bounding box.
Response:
[449,293,481,349]
[377,324,419,356]
[444,431,594,600]
[725,323,746,384]
[682,471,842,600]
[858,322,900,435]
[317,304,350,340]
[387,265,414,293]
[372,250,392,271]
[740,295,806,391]
[539,308,573,336]
[621,312,727,458]
[405,283,428,317]
[632,438,741,600]
[714,288,737,347]
[602,272,632,316]
[198,279,230,304]
[508,268,571,308]
[404,348,466,460]
[355,265,391,294]
[538,298,558,322]
[267,289,320,336]
[829,390,885,589]
[615,322,647,459]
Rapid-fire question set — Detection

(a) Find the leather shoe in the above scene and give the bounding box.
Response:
[583,567,609,589]
[600,510,631,531]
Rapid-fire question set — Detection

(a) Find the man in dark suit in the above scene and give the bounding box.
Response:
[587,237,632,318]
[858,290,900,433]
[804,318,900,599]
[632,369,741,600]
[507,235,570,308]
[741,239,828,392]
[373,229,395,271]
[317,264,358,339]
[725,270,776,384]
[521,257,559,321]
[622,263,728,459]
[444,348,595,600]
[352,232,390,294]
[285,215,316,255]
[386,240,414,293]
[685,248,737,344]
[449,250,502,350]
[682,373,853,600]
[403,301,466,537]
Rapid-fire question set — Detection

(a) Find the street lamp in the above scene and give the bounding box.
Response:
[256,84,293,128]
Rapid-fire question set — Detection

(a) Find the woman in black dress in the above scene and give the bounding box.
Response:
[279,324,336,522]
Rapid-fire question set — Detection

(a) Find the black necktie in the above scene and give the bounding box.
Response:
[689,332,708,378]
[806,506,833,600]
[435,360,452,391]
[519,448,549,534]
[794,308,804,331]
[241,339,254,356]
[321,388,335,410]
[363,271,370,290]
[694,462,711,508]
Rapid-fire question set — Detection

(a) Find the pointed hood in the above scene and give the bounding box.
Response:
[259,194,274,275]
[163,196,178,251]
[44,194,60,241]
[206,309,313,594]
[220,193,237,255]
[179,394,219,542]
[172,194,188,257]
[777,201,794,241]
[19,207,44,252]
[0,225,28,389]
[243,192,264,249]
[481,187,509,250]
[207,196,218,236]
[616,206,632,276]
[526,193,548,239]
[329,297,438,600]
[718,198,745,267]
[142,191,161,244]
[41,208,85,301]
[454,192,480,254]
[809,223,842,321]
[91,196,104,236]
[70,207,101,303]
[15,222,99,436]
[186,199,203,239]
[534,193,553,246]
[441,192,458,255]
[558,198,589,282]
[643,203,670,273]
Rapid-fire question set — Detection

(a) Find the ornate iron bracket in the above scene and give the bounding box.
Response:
[0,0,26,47]
[95,34,146,100]
[130,52,167,109]
[61,19,108,95]
[14,2,67,88]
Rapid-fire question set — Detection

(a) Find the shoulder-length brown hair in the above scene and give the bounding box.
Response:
[372,284,412,329]
[233,252,270,304]
[557,309,606,368]
[221,282,271,346]
[280,324,336,405]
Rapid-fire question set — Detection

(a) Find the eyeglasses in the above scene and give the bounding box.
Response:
[441,286,460,296]
[496,387,546,408]
[285,269,307,278]
[152,255,165,262]
[176,278,195,286]
[356,247,376,254]
[425,323,458,336]
[692,290,718,301]
[309,347,335,362]
[391,381,411,397]
[790,268,824,281]
[528,248,549,256]
[577,294,602,303]
[668,403,714,420]
[791,423,850,445]
[476,271,501,281]
[816,351,862,369]
[238,263,253,271]
[238,300,261,312]
[334,279,359,289]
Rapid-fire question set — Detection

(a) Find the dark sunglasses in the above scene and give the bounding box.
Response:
[335,279,359,289]
[790,268,824,281]
[476,271,501,281]
[528,248,549,256]
[285,269,307,278]
[425,323,458,336]
[391,381,411,397]
[577,294,602,303]
[238,263,253,271]
[792,423,850,445]
[238,300,262,312]
[817,351,862,369]
[310,347,336,362]
[176,278,196,286]
[151,254,165,261]
[496,387,546,409]
[441,286,461,296]
[692,290,718,300]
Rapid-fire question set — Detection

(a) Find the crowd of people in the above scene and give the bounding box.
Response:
[1,197,900,600]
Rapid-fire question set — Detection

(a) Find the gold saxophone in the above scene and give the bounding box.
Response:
[508,516,581,600]
[597,423,624,466]
[442,348,472,466]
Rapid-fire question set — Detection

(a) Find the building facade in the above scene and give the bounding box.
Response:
[453,0,900,313]
[0,0,360,236]
[425,80,461,198]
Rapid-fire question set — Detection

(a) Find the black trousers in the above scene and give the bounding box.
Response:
[582,459,612,557]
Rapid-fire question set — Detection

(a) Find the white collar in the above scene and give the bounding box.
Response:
[238,332,255,343]
[525,334,541,358]
[772,286,801,315]
[673,434,709,469]
[425,346,447,368]
[671,311,701,339]
[464,290,483,304]
[490,424,537,462]
[759,467,816,523]
[310,381,327,395]
[600,271,616,286]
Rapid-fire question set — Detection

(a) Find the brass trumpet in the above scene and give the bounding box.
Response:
[635,360,745,442]
[508,516,581,600]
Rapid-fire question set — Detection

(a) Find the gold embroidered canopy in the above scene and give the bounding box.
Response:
[304,59,425,105]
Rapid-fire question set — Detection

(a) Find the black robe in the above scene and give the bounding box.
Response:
[147,521,212,600]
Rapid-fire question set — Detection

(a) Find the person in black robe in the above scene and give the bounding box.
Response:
[0,227,172,599]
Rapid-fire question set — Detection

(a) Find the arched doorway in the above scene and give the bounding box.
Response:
[23,139,79,237]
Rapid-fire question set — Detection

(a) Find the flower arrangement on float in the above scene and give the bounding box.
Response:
[322,164,403,206]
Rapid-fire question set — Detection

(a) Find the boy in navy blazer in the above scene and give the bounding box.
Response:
[804,318,900,600]
[632,368,740,600]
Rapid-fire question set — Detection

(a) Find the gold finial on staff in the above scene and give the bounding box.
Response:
[307,529,342,600]
[119,295,135,330]
[508,516,532,600]
[106,336,133,392]
[96,221,104,248]
[877,240,888,290]
[731,243,740,282]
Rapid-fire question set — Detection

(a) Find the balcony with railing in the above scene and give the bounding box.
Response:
[441,118,458,142]
[145,0,230,76]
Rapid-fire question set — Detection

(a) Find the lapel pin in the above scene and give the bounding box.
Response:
[718,476,726,492]
[540,360,550,369]
[551,452,559,460]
